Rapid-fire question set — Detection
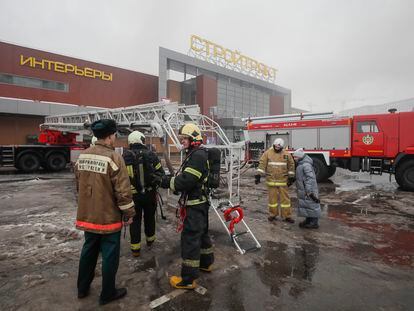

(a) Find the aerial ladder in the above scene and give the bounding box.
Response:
[41,100,261,254]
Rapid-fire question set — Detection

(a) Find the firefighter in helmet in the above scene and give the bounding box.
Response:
[159,123,214,289]
[123,130,165,257]
[255,138,295,223]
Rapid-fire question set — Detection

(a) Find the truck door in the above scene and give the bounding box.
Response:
[352,118,384,157]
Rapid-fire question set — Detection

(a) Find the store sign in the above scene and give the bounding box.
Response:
[189,35,277,83]
[19,55,113,81]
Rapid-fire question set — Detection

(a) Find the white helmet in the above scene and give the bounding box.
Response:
[90,136,98,146]
[273,138,284,148]
[128,130,145,145]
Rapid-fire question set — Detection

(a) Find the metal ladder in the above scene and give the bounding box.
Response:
[0,146,15,167]
[369,158,383,175]
[41,100,261,254]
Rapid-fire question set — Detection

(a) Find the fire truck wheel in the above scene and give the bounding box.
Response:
[46,153,67,171]
[395,159,414,191]
[327,166,337,178]
[311,157,329,182]
[18,153,40,173]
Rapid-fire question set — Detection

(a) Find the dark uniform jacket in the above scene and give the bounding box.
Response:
[168,147,209,206]
[122,144,165,194]
[74,142,135,234]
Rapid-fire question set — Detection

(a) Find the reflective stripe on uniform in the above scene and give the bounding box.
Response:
[268,161,287,166]
[200,247,213,255]
[184,167,202,179]
[170,177,175,191]
[288,171,295,176]
[268,203,278,208]
[267,181,287,186]
[187,197,207,206]
[131,243,141,250]
[183,259,200,267]
[155,163,162,170]
[126,165,134,177]
[146,235,156,242]
[76,220,122,231]
[257,168,265,174]
[119,201,134,210]
[281,203,291,209]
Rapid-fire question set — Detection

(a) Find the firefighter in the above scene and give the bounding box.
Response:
[255,138,295,223]
[123,130,165,257]
[159,123,214,289]
[75,119,135,305]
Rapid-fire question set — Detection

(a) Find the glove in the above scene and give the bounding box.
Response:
[254,174,261,185]
[160,175,171,189]
[309,193,320,203]
[287,176,296,187]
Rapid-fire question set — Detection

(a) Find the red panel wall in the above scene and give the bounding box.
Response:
[269,95,284,115]
[0,41,158,108]
[196,75,217,117]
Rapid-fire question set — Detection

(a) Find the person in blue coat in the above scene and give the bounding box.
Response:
[292,148,321,229]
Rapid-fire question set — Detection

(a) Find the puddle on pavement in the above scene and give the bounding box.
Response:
[327,204,414,266]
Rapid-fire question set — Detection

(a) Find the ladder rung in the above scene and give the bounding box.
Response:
[233,231,249,238]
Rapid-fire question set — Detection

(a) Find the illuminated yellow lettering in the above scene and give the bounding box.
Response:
[190,35,203,52]
[20,55,32,66]
[75,67,84,76]
[65,64,75,73]
[84,67,94,78]
[32,57,45,69]
[102,73,112,81]
[54,61,65,73]
[93,70,102,79]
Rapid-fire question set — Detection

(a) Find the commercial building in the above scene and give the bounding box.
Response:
[0,37,291,144]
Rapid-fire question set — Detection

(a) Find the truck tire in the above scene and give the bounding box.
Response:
[46,153,67,171]
[327,166,337,179]
[395,159,414,191]
[311,157,329,182]
[18,153,40,173]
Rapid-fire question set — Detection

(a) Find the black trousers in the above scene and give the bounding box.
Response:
[129,191,157,250]
[181,202,214,283]
[77,231,120,300]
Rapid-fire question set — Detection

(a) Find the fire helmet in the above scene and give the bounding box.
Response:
[128,130,145,145]
[273,138,285,149]
[178,123,203,144]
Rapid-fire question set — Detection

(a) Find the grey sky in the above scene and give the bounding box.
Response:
[1,0,413,112]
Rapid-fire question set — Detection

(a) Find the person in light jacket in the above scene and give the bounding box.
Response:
[292,148,321,229]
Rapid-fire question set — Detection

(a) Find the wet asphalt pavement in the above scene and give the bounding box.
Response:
[0,168,413,310]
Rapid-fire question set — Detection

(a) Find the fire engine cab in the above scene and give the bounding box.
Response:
[244,109,414,191]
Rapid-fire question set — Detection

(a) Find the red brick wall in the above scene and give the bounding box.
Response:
[0,41,158,108]
[196,75,217,117]
[0,114,44,144]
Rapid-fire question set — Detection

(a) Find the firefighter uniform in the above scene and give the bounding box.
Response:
[160,123,214,289]
[257,147,295,220]
[74,119,135,304]
[123,142,165,256]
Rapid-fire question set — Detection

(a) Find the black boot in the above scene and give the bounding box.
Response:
[303,218,319,229]
[299,218,310,228]
[99,288,127,305]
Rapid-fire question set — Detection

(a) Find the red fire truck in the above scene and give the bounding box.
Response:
[0,129,87,173]
[245,109,414,191]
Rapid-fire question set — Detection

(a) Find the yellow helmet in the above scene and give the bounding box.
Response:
[179,123,202,142]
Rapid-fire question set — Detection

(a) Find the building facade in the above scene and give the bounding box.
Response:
[0,40,291,144]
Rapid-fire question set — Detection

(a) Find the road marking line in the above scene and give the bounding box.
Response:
[149,286,207,309]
